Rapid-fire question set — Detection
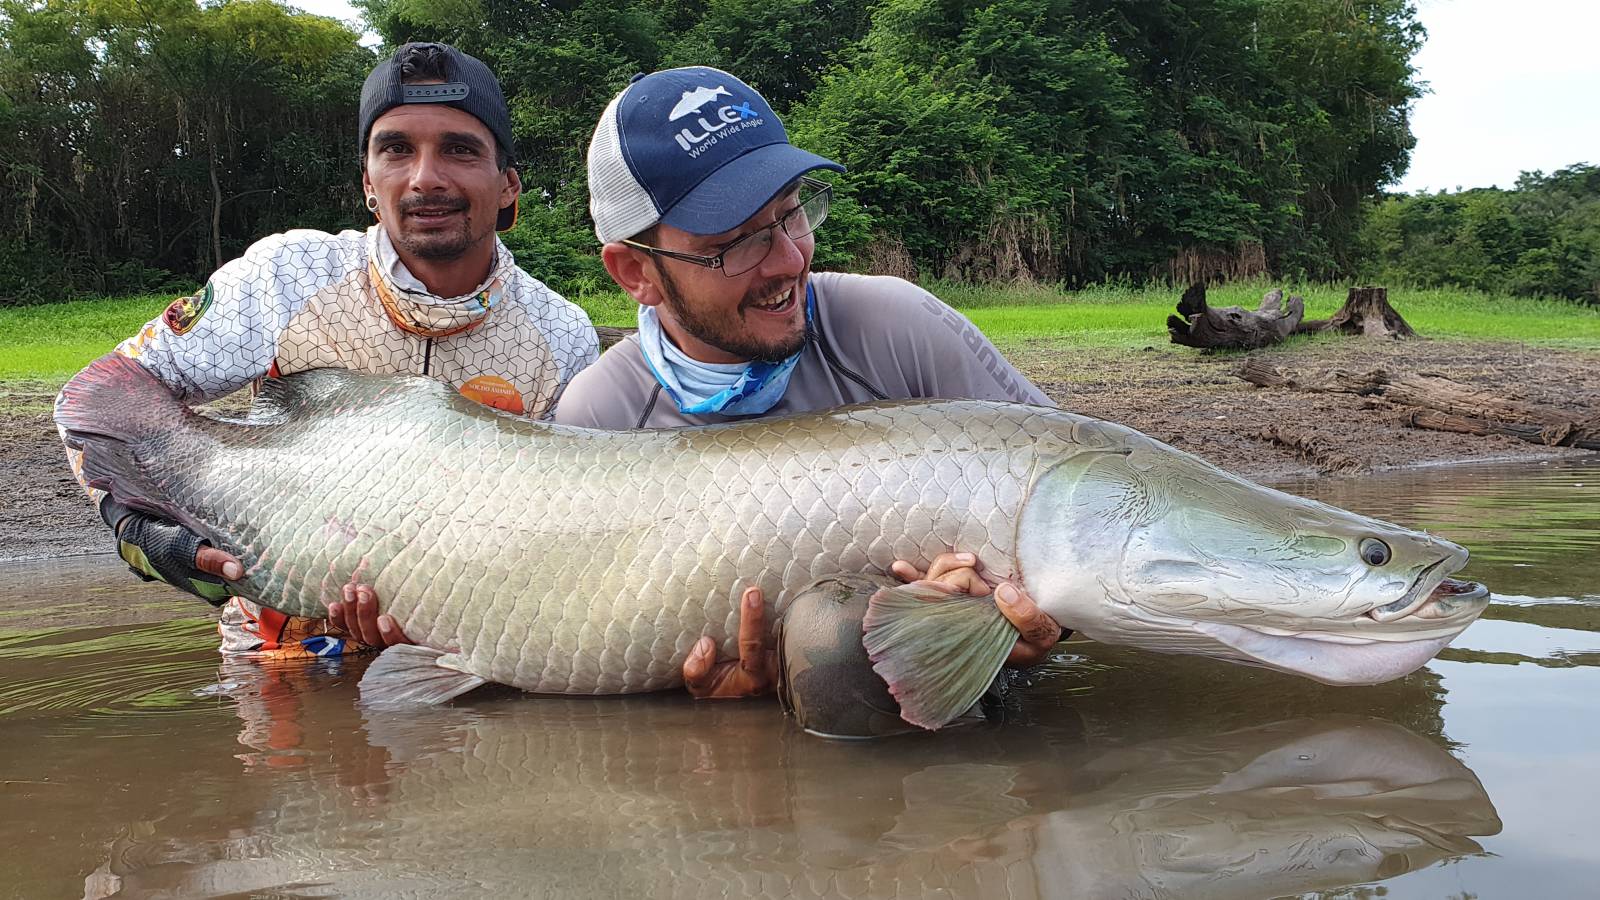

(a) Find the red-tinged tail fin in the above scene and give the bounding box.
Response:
[862,583,1017,731]
[53,353,209,535]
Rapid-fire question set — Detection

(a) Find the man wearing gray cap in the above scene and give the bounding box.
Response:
[557,67,1065,700]
[56,42,597,660]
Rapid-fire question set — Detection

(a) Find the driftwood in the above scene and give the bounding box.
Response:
[1299,287,1416,339]
[596,325,636,350]
[1170,285,1416,350]
[1249,424,1365,473]
[1167,283,1305,350]
[1238,359,1600,450]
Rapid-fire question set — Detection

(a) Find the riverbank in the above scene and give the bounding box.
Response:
[5,328,1597,561]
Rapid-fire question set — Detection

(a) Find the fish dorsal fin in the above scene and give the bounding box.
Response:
[251,369,458,424]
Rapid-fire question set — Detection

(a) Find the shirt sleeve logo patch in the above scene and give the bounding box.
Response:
[459,375,525,415]
[162,283,215,336]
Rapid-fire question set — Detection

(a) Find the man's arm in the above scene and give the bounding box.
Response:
[902,285,1054,406]
[56,231,335,602]
[819,273,1055,407]
[549,336,660,430]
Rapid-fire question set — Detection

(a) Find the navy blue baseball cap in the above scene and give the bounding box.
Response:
[587,67,844,243]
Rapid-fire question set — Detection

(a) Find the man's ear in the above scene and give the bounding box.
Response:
[361,168,374,199]
[601,243,665,308]
[500,166,522,208]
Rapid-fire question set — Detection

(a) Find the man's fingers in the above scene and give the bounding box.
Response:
[1001,585,1060,667]
[890,560,925,583]
[683,636,716,696]
[897,554,991,596]
[923,552,977,583]
[941,567,991,596]
[195,545,243,581]
[377,614,413,646]
[996,582,1064,648]
[353,583,383,646]
[680,591,777,700]
[737,587,768,676]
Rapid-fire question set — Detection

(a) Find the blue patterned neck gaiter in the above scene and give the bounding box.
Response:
[637,284,813,416]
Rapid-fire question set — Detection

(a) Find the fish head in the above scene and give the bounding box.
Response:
[1016,442,1490,685]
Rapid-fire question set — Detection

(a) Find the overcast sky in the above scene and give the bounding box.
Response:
[286,0,1599,194]
[1400,0,1599,192]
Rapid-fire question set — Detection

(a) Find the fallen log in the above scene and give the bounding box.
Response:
[1238,359,1600,450]
[1250,424,1365,473]
[596,325,636,350]
[1397,408,1600,446]
[1168,283,1305,350]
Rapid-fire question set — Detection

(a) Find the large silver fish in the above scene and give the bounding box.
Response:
[56,354,1490,727]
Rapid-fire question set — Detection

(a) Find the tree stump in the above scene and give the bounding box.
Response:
[1299,287,1416,339]
[1167,283,1305,350]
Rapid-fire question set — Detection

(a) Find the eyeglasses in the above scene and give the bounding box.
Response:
[622,177,832,277]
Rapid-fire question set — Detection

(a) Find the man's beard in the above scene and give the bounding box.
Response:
[655,263,808,364]
[392,196,482,261]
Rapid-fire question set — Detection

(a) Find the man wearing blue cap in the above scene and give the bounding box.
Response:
[556,67,1065,699]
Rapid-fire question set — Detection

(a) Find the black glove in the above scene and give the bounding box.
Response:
[101,498,232,606]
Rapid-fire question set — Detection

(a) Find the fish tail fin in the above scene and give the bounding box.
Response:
[53,352,207,533]
[862,583,1017,731]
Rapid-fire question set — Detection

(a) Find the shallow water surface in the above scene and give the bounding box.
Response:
[1,458,1597,899]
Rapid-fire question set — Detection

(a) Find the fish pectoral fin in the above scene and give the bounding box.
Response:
[861,584,1017,731]
[358,644,487,706]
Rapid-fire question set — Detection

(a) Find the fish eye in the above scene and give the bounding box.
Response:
[1359,538,1392,567]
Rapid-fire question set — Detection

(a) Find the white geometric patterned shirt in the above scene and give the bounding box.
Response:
[63,225,598,659]
[115,225,597,416]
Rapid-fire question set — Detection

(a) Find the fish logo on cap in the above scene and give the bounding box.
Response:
[668,85,731,121]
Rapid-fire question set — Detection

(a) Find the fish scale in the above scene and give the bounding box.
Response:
[162,374,1050,694]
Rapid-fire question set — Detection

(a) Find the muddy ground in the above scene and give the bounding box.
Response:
[3,337,1597,561]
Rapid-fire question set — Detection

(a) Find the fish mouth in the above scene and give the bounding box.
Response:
[1380,576,1491,622]
[1194,576,1492,685]
[1367,558,1457,622]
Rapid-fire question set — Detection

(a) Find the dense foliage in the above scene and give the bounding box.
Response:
[2,0,1583,306]
[0,0,374,302]
[1359,165,1600,305]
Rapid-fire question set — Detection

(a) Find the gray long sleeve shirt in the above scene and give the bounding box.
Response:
[552,272,1053,429]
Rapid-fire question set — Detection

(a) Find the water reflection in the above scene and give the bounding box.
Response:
[0,618,217,718]
[1276,457,1600,607]
[74,656,1499,900]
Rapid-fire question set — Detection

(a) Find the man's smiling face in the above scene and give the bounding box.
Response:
[645,185,815,364]
[362,102,517,263]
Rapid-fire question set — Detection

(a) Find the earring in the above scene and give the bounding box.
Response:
[365,195,379,213]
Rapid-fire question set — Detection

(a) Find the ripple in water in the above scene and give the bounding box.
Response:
[0,617,221,720]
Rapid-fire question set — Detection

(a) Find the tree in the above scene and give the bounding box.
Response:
[0,0,372,302]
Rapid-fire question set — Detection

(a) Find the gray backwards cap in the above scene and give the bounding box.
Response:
[359,42,518,231]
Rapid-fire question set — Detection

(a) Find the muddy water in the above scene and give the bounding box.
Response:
[1,460,1596,899]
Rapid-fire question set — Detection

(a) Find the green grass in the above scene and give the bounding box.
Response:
[939,280,1600,350]
[0,294,176,382]
[4,281,1597,383]
[570,288,639,328]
